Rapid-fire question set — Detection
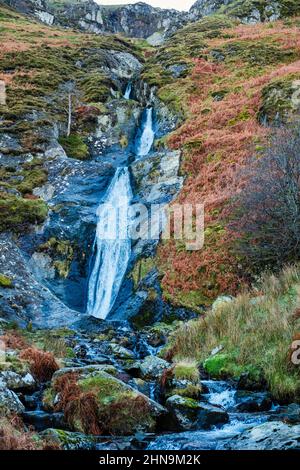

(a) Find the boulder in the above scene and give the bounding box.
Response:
[40,429,96,450]
[235,391,273,412]
[271,403,300,425]
[226,421,300,450]
[0,371,36,391]
[138,356,170,380]
[0,386,25,413]
[196,402,229,429]
[162,395,229,431]
[109,343,135,359]
[48,368,166,435]
[163,395,201,431]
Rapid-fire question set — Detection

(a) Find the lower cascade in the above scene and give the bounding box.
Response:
[87,167,132,319]
[136,107,155,157]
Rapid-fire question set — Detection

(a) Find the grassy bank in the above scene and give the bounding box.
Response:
[164,266,300,401]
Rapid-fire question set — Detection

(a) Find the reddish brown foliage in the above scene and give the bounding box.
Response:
[160,367,174,393]
[20,347,59,382]
[64,392,102,435]
[53,372,80,412]
[53,372,101,435]
[0,332,29,350]
[158,20,300,301]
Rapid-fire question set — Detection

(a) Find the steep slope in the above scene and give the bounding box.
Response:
[142,14,300,309]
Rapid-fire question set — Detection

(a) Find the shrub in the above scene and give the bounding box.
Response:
[0,332,29,350]
[20,347,59,382]
[231,123,300,275]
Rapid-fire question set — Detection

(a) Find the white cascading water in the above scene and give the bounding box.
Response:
[137,107,155,157]
[124,82,132,100]
[87,168,132,319]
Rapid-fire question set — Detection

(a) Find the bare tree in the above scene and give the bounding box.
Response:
[231,122,300,274]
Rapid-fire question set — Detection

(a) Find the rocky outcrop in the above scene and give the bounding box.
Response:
[2,0,187,44]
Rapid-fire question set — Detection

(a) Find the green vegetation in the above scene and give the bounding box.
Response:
[165,266,300,400]
[37,237,74,278]
[258,74,300,124]
[0,274,13,288]
[173,359,200,383]
[0,194,48,232]
[59,134,89,160]
[131,257,156,288]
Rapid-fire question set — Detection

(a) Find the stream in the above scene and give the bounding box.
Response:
[14,80,298,450]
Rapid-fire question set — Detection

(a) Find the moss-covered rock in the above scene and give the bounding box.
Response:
[0,193,48,233]
[46,368,166,435]
[0,274,13,288]
[59,134,89,160]
[258,75,300,125]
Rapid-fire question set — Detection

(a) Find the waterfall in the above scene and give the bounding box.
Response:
[136,107,155,157]
[87,168,132,319]
[124,82,132,100]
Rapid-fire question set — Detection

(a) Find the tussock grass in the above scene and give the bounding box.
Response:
[165,265,300,400]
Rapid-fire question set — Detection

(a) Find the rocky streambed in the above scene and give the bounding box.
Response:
[1,318,299,450]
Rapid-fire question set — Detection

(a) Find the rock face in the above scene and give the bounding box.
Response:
[2,0,187,43]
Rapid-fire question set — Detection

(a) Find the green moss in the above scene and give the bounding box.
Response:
[78,375,123,405]
[0,274,13,288]
[172,384,202,399]
[0,194,48,233]
[38,237,74,279]
[131,257,156,288]
[204,353,244,378]
[59,134,89,160]
[79,73,112,103]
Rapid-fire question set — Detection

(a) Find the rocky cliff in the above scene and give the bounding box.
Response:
[1,0,186,44]
[2,0,299,44]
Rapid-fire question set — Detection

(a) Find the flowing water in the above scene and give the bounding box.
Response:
[87,99,155,319]
[124,82,132,100]
[136,107,155,157]
[147,380,271,450]
[87,168,132,319]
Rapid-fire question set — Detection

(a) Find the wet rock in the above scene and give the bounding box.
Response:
[0,386,25,413]
[226,421,300,450]
[0,371,36,392]
[162,395,228,432]
[22,410,66,432]
[163,395,201,431]
[138,355,170,380]
[109,343,135,359]
[235,391,273,412]
[196,402,229,429]
[271,403,300,425]
[41,428,96,450]
[237,371,267,391]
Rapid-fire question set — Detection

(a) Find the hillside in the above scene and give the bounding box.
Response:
[143,14,300,309]
[0,0,300,454]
